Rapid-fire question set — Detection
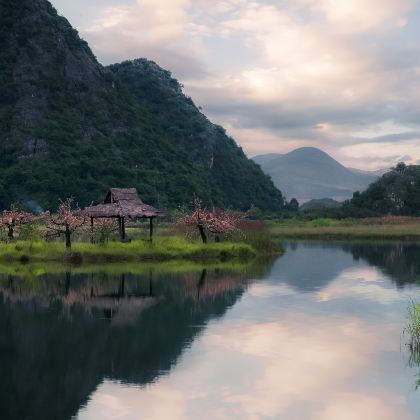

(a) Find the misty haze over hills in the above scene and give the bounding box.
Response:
[253,147,382,202]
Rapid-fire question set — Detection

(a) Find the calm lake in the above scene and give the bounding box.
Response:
[2,241,420,419]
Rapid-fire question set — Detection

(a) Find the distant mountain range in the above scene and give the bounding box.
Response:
[253,147,383,201]
[300,198,342,211]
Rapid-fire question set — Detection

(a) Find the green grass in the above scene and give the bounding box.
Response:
[269,217,420,240]
[0,258,269,284]
[406,302,420,378]
[0,237,257,264]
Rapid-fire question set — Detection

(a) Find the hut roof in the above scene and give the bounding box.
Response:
[105,188,142,204]
[83,188,164,218]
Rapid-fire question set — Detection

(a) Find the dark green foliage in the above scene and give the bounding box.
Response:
[347,163,420,216]
[285,198,299,212]
[0,0,284,212]
[276,206,378,221]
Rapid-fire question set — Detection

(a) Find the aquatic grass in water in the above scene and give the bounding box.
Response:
[233,220,282,255]
[404,301,420,390]
[405,302,420,365]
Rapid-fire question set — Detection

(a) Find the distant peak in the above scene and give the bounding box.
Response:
[285,147,331,156]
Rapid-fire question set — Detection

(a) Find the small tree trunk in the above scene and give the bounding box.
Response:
[215,235,220,243]
[149,217,154,242]
[121,217,126,241]
[8,225,14,240]
[65,224,71,249]
[197,223,207,244]
[90,217,94,244]
[118,217,125,242]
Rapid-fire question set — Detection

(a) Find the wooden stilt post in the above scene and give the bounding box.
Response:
[90,217,94,244]
[149,217,154,242]
[198,223,207,244]
[118,216,123,242]
[121,217,126,241]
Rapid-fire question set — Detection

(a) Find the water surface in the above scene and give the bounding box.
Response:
[1,242,420,419]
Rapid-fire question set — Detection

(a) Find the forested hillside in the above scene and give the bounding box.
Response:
[0,0,284,211]
[349,163,420,215]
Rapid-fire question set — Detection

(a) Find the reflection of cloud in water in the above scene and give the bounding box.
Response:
[5,243,420,419]
[78,243,420,419]
[315,392,411,420]
[316,267,414,304]
[80,381,188,420]
[79,313,411,419]
[247,282,296,298]
[340,266,385,282]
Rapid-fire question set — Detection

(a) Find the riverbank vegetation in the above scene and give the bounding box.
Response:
[405,302,420,389]
[0,238,257,264]
[406,302,420,354]
[268,217,420,240]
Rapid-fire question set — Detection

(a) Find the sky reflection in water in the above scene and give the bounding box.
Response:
[76,242,420,420]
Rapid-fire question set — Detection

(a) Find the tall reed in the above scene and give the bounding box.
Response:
[405,301,420,363]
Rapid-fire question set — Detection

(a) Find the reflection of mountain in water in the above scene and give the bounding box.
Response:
[0,266,269,420]
[273,242,420,292]
[269,243,358,292]
[343,242,420,287]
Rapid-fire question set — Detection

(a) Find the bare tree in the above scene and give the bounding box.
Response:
[177,199,242,243]
[47,199,86,249]
[0,206,42,240]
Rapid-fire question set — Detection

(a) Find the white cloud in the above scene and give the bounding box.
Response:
[50,0,420,168]
[87,0,191,42]
[303,0,413,33]
[79,0,207,77]
[341,139,420,169]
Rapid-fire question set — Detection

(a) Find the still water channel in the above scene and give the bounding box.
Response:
[1,241,420,419]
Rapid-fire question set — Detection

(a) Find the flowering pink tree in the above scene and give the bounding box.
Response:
[177,199,242,243]
[47,199,86,249]
[0,206,41,240]
[92,218,117,243]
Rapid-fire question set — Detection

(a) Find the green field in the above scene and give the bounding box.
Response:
[268,217,420,240]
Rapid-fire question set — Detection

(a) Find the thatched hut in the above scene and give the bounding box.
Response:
[83,188,164,241]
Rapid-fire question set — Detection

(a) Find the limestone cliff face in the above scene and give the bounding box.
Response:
[2,0,105,155]
[0,0,284,211]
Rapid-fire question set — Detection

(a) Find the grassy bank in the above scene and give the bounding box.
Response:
[0,258,273,283]
[269,217,420,240]
[0,237,257,264]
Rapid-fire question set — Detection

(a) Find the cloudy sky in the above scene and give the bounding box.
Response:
[51,0,420,170]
